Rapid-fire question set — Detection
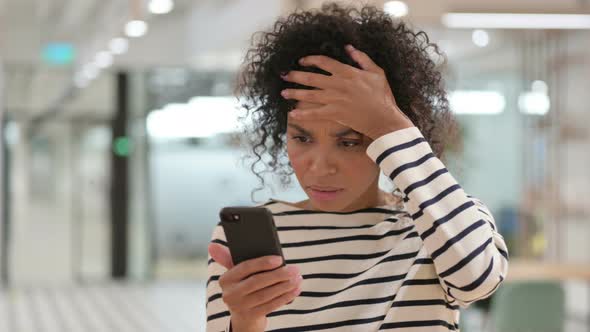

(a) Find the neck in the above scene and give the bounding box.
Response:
[300,188,391,212]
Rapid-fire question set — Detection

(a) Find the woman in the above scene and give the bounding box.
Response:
[206,3,509,331]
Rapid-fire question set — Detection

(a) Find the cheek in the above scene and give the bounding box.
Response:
[286,143,306,173]
[342,157,379,178]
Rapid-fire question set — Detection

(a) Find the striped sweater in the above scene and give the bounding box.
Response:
[206,126,509,331]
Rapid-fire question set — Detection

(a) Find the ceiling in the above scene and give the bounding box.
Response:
[1,0,589,124]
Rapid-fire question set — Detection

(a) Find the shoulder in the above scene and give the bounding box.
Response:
[256,199,291,214]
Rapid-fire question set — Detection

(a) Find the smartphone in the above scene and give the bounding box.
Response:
[219,206,286,272]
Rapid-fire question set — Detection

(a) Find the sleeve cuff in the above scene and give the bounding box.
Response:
[366,126,440,195]
[366,126,423,162]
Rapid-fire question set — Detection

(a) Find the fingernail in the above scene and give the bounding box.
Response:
[299,57,306,65]
[289,111,299,117]
[346,44,355,51]
[270,256,282,265]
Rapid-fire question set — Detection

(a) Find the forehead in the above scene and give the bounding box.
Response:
[288,101,354,133]
[287,118,349,134]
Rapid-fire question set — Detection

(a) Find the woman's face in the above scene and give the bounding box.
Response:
[286,100,382,212]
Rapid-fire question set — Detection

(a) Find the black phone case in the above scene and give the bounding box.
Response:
[219,206,286,269]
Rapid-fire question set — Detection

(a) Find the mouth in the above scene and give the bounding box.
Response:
[307,186,344,201]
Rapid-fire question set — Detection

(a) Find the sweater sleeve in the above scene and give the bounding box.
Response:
[366,126,509,308]
[206,224,232,332]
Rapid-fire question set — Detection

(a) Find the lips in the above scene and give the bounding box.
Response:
[308,186,343,192]
[308,186,343,201]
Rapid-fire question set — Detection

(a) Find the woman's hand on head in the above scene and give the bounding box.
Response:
[280,44,414,140]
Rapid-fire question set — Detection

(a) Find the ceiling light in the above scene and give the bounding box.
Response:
[74,73,89,88]
[384,1,408,18]
[442,13,590,29]
[82,63,99,80]
[149,0,174,14]
[472,29,489,47]
[125,20,148,38]
[109,38,129,55]
[95,51,113,68]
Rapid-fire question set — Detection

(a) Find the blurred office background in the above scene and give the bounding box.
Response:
[0,0,589,331]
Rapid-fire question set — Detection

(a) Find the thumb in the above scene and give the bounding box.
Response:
[208,243,234,270]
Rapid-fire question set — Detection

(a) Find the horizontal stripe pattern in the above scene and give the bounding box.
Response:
[206,126,509,331]
[366,126,509,305]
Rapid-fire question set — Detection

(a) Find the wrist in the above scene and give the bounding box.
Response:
[230,315,265,332]
[366,117,414,140]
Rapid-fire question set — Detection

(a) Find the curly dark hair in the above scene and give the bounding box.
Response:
[234,2,460,202]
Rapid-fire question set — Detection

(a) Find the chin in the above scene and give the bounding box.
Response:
[308,196,350,212]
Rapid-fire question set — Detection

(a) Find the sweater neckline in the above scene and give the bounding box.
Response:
[268,197,402,214]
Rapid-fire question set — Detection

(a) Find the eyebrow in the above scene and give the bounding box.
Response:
[288,124,362,137]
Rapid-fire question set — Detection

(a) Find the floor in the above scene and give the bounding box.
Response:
[0,281,588,332]
[0,281,206,332]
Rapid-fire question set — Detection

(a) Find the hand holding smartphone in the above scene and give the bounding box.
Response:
[209,206,302,331]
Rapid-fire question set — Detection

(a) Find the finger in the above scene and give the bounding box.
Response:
[281,70,336,89]
[240,265,299,296]
[281,88,332,104]
[251,285,302,317]
[224,255,284,284]
[208,243,233,270]
[243,274,300,308]
[299,55,355,76]
[345,44,382,74]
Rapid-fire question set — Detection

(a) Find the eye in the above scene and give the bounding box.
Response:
[340,140,360,148]
[291,135,311,143]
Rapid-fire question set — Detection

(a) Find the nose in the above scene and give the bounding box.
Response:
[308,152,337,176]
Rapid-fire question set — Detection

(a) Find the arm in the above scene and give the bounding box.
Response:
[366,126,509,308]
[206,224,232,332]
